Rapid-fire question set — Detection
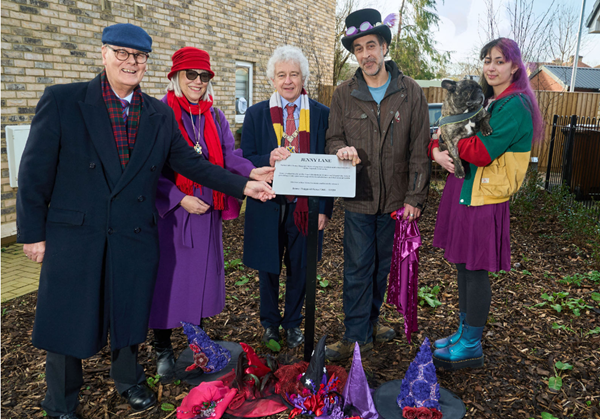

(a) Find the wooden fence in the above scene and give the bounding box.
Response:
[317,84,600,170]
[534,91,600,170]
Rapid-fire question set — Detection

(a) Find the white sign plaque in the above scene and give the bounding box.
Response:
[273,153,356,198]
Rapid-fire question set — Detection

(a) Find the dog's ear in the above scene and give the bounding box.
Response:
[441,79,457,92]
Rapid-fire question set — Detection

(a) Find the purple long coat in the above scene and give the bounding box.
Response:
[148,97,254,329]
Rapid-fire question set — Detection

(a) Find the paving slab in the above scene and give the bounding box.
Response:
[1,243,41,302]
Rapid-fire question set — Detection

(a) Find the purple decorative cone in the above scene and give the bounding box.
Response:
[342,343,379,419]
[181,322,231,374]
[397,338,441,411]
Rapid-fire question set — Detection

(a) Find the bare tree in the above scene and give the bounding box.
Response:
[478,0,590,66]
[450,50,483,80]
[332,0,357,86]
[478,0,556,62]
[480,0,500,43]
[548,3,591,65]
[505,0,556,62]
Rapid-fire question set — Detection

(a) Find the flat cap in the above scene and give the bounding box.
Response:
[102,23,152,53]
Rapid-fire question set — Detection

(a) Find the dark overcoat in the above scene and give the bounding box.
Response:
[241,98,333,274]
[16,74,247,359]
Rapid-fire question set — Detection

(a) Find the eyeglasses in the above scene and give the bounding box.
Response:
[185,70,212,83]
[106,45,149,64]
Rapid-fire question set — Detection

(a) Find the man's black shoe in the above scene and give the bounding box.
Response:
[262,326,280,343]
[48,414,82,419]
[286,327,304,349]
[121,384,157,412]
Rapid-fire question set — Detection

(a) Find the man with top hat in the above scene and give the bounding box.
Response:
[16,23,274,418]
[325,8,430,361]
[241,45,333,350]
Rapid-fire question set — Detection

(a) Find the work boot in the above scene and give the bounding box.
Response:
[325,339,373,361]
[153,329,176,383]
[372,321,396,342]
[433,312,466,349]
[432,322,484,371]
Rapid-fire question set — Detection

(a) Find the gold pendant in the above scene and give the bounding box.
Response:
[286,145,296,153]
[194,143,202,154]
[282,130,299,143]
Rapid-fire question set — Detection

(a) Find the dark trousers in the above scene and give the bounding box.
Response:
[342,210,395,344]
[259,202,307,330]
[41,345,145,416]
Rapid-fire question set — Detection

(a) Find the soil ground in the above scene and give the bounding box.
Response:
[2,187,599,419]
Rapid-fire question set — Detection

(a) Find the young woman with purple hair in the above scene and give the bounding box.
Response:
[428,38,544,370]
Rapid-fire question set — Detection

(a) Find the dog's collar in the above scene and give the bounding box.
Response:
[439,106,484,127]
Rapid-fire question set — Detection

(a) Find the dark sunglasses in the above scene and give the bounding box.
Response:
[185,70,212,83]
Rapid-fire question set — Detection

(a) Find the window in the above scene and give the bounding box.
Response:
[235,61,253,123]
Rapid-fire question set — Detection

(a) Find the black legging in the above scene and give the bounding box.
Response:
[153,319,203,348]
[456,263,491,327]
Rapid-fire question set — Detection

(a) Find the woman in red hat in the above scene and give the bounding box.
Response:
[148,47,273,382]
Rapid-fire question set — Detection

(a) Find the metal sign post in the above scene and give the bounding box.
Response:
[303,196,320,361]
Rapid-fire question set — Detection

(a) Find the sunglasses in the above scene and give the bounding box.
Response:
[185,70,212,83]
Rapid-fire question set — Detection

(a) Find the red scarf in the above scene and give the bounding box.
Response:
[167,90,225,210]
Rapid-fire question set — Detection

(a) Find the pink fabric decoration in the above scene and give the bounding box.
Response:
[387,207,421,343]
[177,381,238,419]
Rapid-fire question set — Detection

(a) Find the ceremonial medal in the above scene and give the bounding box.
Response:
[282,129,299,144]
[194,143,202,154]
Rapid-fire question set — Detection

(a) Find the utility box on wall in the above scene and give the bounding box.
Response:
[5,125,31,188]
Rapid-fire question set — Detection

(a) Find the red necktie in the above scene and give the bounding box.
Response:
[285,104,297,202]
[285,104,298,152]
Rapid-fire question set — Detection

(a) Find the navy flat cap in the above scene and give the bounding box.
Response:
[102,23,152,53]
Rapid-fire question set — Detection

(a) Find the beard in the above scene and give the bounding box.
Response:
[360,58,383,77]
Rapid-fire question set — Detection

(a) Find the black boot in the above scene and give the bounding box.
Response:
[153,328,175,383]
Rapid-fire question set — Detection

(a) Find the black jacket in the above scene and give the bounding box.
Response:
[17,74,247,358]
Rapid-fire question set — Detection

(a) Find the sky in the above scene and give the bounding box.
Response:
[371,0,600,68]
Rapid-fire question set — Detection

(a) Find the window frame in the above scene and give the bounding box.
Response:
[235,61,253,124]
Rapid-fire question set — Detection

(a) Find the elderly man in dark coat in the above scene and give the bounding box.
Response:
[16,24,274,419]
[241,45,333,350]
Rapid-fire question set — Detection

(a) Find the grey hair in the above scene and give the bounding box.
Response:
[166,70,214,101]
[266,46,310,84]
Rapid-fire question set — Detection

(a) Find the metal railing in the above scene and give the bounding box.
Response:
[545,115,600,218]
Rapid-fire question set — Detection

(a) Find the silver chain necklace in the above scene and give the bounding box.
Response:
[188,107,202,154]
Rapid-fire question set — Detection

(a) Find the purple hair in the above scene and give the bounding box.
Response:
[479,38,544,144]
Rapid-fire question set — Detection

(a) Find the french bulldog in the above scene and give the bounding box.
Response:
[439,79,493,179]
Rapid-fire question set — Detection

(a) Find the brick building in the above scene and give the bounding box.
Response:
[1,0,336,242]
[529,65,600,92]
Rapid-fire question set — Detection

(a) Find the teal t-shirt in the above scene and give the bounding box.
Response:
[368,72,391,104]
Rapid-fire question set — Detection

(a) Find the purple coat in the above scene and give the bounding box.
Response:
[148,97,254,329]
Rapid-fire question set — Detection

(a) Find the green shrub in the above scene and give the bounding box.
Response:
[511,170,600,267]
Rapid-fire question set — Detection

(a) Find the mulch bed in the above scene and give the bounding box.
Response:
[2,187,599,418]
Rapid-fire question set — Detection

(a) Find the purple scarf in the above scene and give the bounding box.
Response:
[387,207,421,343]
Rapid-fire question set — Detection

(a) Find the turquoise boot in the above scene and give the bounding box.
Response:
[432,322,484,370]
[433,312,466,349]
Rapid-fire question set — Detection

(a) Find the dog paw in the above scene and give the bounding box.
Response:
[482,127,493,136]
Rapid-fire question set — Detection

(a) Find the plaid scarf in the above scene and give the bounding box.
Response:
[166,90,225,210]
[101,70,143,169]
[269,89,311,235]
